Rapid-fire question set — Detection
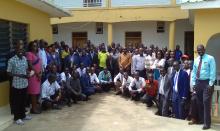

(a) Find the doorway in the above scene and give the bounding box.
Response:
[72,32,87,49]
[184,31,194,59]
[125,32,141,48]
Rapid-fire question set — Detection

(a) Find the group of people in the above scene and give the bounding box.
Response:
[7,39,216,130]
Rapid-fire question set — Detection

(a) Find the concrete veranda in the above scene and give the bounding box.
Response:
[3,93,220,131]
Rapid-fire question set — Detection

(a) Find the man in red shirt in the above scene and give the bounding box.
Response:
[141,73,158,107]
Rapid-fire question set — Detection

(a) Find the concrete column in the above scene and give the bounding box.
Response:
[107,23,113,46]
[106,0,111,8]
[171,0,176,6]
[169,21,176,51]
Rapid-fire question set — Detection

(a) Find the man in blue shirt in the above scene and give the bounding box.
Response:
[79,50,92,67]
[174,45,183,61]
[190,44,216,130]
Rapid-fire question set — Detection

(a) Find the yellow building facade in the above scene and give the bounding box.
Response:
[51,0,191,51]
[194,9,220,51]
[0,0,70,107]
[181,0,220,120]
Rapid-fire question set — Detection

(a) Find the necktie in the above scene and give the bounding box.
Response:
[196,57,202,79]
[174,72,178,92]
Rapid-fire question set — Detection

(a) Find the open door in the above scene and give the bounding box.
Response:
[184,31,194,59]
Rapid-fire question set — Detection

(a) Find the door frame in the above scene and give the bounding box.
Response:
[184,31,194,59]
[125,31,142,48]
[72,32,88,48]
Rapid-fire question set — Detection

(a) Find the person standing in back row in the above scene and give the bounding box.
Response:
[191,44,216,130]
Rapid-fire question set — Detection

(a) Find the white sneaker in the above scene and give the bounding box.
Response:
[23,115,32,120]
[14,119,24,125]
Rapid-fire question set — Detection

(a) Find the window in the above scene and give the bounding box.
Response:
[0,19,28,82]
[157,21,165,33]
[52,24,58,34]
[83,0,102,7]
[96,22,103,34]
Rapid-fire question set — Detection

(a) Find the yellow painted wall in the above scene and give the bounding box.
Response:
[194,9,220,56]
[0,82,9,107]
[0,0,53,107]
[0,0,53,43]
[51,6,188,24]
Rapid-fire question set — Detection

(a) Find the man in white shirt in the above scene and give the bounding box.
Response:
[145,48,154,73]
[90,67,102,92]
[114,68,124,95]
[129,72,146,101]
[76,63,86,77]
[133,48,146,78]
[157,67,172,116]
[120,72,133,97]
[131,49,139,75]
[167,58,175,75]
[183,60,191,75]
[38,40,47,71]
[60,67,72,106]
[60,67,71,86]
[41,74,62,110]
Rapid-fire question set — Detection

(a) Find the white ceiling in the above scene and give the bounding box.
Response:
[16,0,71,17]
[181,0,220,9]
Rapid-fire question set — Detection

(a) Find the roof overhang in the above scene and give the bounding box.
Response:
[181,0,220,9]
[16,0,72,17]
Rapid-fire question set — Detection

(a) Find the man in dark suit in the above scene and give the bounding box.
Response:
[157,67,172,117]
[172,61,190,119]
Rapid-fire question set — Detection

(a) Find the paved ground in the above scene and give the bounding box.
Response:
[3,93,220,131]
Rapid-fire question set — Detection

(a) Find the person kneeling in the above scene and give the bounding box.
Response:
[128,72,146,101]
[141,73,158,107]
[120,72,133,97]
[80,67,95,100]
[90,67,102,92]
[66,71,87,105]
[41,74,62,110]
[98,67,114,92]
[114,68,124,95]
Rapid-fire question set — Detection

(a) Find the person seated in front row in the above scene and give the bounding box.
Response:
[141,73,158,107]
[60,67,71,106]
[76,63,86,77]
[128,72,146,101]
[120,72,133,97]
[90,67,102,92]
[98,67,114,92]
[66,71,87,106]
[41,74,62,110]
[47,64,61,84]
[80,67,95,100]
[114,67,124,95]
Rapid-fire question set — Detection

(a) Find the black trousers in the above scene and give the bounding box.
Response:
[12,87,27,121]
[196,80,212,127]
[189,93,199,121]
[141,94,157,107]
[100,83,114,92]
[122,87,130,97]
[42,91,59,110]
